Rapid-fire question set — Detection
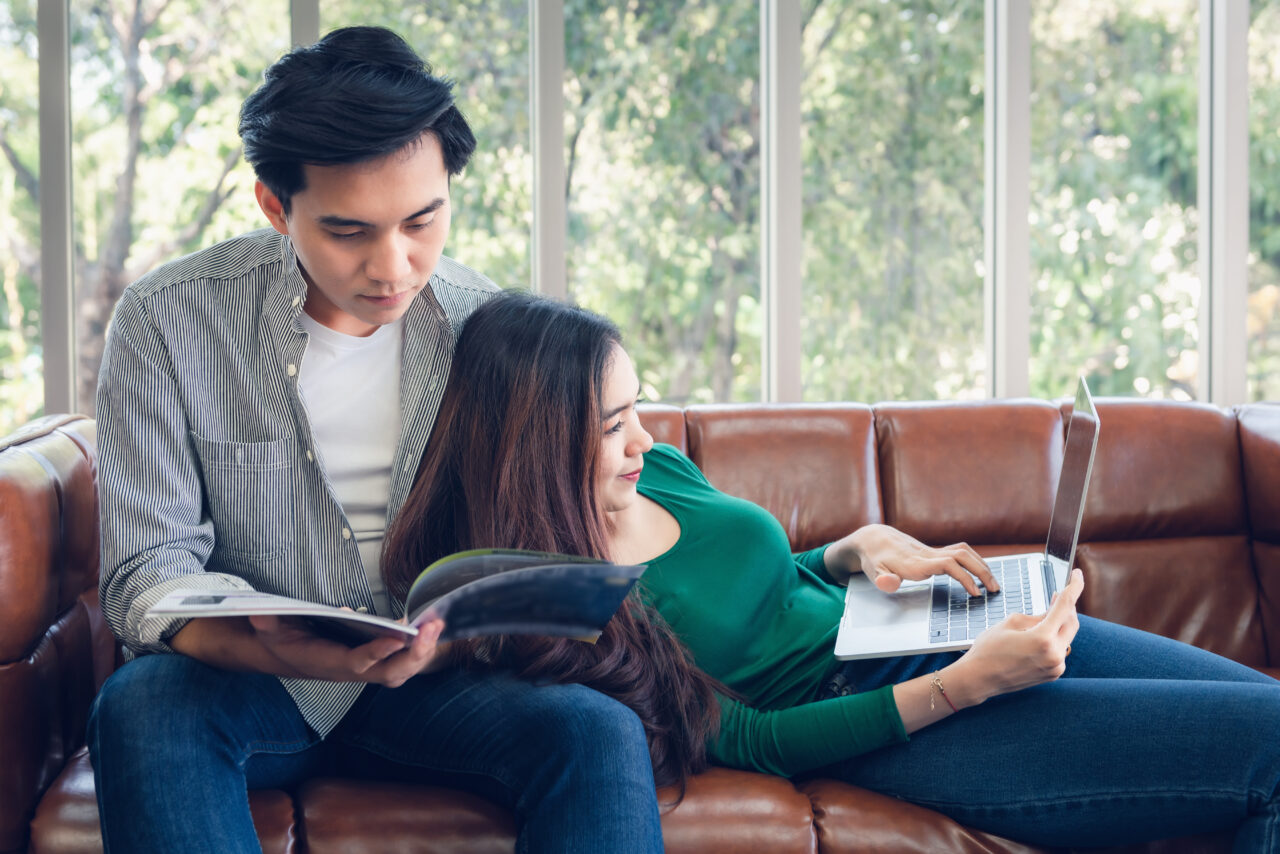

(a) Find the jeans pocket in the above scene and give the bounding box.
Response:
[190,432,295,560]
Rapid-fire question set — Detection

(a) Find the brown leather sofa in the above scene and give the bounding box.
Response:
[5,398,1279,854]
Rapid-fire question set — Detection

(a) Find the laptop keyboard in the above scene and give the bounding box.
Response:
[928,557,1036,644]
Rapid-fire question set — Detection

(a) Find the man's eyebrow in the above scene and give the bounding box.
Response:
[316,199,446,229]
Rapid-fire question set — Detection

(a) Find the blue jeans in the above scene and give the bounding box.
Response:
[86,656,663,854]
[817,615,1280,852]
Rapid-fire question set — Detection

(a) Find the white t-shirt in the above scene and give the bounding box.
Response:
[298,312,402,616]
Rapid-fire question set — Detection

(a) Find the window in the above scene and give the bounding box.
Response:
[1030,0,1200,400]
[801,1,985,402]
[0,1,42,435]
[8,2,1269,427]
[1250,0,1280,401]
[565,2,761,404]
[68,0,287,412]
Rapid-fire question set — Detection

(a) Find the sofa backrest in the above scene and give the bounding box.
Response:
[0,415,107,854]
[1238,404,1280,666]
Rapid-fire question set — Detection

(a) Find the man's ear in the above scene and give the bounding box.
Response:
[255,181,290,236]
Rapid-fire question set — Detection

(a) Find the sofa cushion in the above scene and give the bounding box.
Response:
[299,767,820,854]
[684,404,881,551]
[1075,538,1267,665]
[800,778,1045,854]
[874,400,1062,547]
[28,749,298,854]
[1079,401,1245,543]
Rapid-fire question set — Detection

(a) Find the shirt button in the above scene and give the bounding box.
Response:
[286,363,297,377]
[305,449,314,462]
[292,296,301,307]
[341,527,352,541]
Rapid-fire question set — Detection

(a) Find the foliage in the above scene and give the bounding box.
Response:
[4,1,1280,439]
[562,1,762,404]
[0,1,43,433]
[801,0,985,402]
[1030,0,1201,400]
[1250,0,1280,401]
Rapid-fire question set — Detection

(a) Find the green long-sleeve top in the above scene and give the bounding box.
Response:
[636,443,908,777]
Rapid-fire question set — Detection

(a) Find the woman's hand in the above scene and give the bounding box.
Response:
[944,568,1084,708]
[826,523,998,596]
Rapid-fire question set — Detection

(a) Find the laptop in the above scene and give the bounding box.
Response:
[834,375,1100,660]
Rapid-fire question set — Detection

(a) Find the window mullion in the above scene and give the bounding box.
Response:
[985,0,1030,399]
[760,0,802,403]
[38,0,75,415]
[531,0,566,299]
[291,0,320,46]
[1199,0,1249,405]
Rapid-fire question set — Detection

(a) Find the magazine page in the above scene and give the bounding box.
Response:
[145,589,417,645]
[416,562,646,641]
[144,550,646,647]
[403,548,604,617]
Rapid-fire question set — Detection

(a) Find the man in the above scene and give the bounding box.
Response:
[88,26,663,853]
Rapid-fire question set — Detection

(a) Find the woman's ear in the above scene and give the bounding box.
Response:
[255,181,290,236]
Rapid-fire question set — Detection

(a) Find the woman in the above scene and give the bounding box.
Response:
[383,291,1280,849]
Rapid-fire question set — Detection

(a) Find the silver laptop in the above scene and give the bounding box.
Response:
[834,376,1100,660]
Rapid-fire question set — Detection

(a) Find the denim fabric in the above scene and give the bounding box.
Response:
[87,656,663,854]
[817,615,1280,852]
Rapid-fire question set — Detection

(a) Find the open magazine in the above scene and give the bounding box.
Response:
[144,549,645,646]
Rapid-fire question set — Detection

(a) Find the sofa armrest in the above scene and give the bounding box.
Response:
[0,415,105,854]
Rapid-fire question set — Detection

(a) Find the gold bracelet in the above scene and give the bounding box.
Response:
[930,674,958,713]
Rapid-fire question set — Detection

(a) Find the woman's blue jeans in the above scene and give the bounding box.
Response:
[820,615,1280,852]
[86,657,663,854]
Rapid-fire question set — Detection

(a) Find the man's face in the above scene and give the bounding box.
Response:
[256,132,452,337]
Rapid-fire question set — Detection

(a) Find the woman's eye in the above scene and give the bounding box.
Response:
[605,421,624,435]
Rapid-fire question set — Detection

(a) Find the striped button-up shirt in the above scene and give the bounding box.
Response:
[96,227,497,734]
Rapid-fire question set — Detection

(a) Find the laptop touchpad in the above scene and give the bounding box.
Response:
[843,575,932,628]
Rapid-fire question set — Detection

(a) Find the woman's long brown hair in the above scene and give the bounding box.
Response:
[382,290,722,794]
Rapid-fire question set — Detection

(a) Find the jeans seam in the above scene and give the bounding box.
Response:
[911,785,1253,815]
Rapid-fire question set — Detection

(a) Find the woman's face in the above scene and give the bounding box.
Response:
[597,343,654,514]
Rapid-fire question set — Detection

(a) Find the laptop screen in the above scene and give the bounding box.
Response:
[1044,377,1100,567]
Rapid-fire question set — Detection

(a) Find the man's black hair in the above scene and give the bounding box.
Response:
[238,26,476,213]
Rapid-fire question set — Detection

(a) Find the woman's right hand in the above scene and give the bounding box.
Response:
[945,568,1084,707]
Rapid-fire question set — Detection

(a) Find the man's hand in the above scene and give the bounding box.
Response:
[248,614,447,687]
[169,614,447,686]
[826,523,998,596]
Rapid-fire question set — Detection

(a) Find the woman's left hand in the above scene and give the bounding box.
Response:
[826,523,998,596]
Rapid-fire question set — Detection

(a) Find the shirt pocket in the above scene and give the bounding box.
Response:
[190,433,295,560]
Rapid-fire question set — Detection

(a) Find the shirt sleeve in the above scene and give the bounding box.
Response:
[96,288,254,654]
[709,686,909,777]
[793,543,841,585]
